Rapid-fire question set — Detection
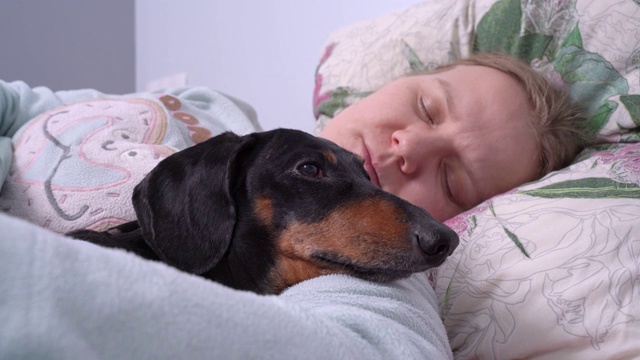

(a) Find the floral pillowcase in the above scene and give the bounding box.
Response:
[437,142,639,359]
[313,0,640,358]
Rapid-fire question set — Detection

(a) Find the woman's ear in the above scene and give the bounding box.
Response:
[132,132,256,274]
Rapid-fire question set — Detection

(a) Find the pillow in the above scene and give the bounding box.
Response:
[314,0,640,358]
[0,87,260,233]
[313,0,640,142]
[438,142,640,359]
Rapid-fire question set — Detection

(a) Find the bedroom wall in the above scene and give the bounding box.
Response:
[135,0,422,133]
[0,0,135,93]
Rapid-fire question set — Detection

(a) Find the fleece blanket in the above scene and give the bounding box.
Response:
[0,212,453,360]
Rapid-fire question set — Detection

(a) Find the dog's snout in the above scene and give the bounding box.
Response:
[415,225,459,264]
[418,234,449,257]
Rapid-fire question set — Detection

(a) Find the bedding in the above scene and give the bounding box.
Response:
[314,0,640,358]
[0,213,452,359]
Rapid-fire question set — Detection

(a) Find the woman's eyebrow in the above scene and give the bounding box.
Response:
[435,78,457,118]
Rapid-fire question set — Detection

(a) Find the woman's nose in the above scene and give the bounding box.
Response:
[391,129,420,174]
[391,129,447,175]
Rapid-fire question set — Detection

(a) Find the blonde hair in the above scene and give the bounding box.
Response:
[433,53,591,177]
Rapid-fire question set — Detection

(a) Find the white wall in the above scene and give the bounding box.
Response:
[136,0,421,133]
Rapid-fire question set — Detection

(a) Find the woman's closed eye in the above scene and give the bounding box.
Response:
[418,96,435,125]
[442,162,475,211]
[441,162,457,205]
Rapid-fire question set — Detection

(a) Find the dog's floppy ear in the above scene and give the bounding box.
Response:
[132,132,255,274]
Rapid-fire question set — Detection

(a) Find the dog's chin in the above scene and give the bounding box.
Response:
[310,252,437,282]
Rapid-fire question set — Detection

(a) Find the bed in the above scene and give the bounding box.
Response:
[1,0,638,359]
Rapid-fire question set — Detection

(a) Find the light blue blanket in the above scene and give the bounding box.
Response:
[0,213,452,359]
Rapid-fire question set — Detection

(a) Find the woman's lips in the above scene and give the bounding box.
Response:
[361,141,381,188]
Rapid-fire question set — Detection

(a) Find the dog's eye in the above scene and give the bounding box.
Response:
[296,163,324,178]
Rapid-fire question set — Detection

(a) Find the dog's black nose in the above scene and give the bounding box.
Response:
[416,225,459,265]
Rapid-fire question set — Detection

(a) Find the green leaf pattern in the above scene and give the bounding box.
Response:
[472,0,636,137]
[620,95,640,126]
[520,177,640,199]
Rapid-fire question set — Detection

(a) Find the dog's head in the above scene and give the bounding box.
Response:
[133,129,459,294]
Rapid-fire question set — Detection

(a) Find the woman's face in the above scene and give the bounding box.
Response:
[320,65,539,221]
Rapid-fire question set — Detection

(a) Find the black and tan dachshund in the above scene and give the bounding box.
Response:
[68,129,459,294]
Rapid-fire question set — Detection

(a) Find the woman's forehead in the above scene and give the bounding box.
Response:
[434,66,529,104]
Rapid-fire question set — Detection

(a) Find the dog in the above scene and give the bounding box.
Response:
[68,129,459,294]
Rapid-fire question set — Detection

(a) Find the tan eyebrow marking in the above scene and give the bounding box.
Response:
[323,150,338,165]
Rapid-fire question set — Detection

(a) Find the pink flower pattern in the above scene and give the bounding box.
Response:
[592,142,640,184]
[313,43,337,118]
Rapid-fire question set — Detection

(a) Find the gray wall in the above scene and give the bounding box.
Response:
[0,0,135,93]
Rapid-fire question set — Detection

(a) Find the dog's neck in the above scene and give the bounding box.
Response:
[204,216,278,294]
